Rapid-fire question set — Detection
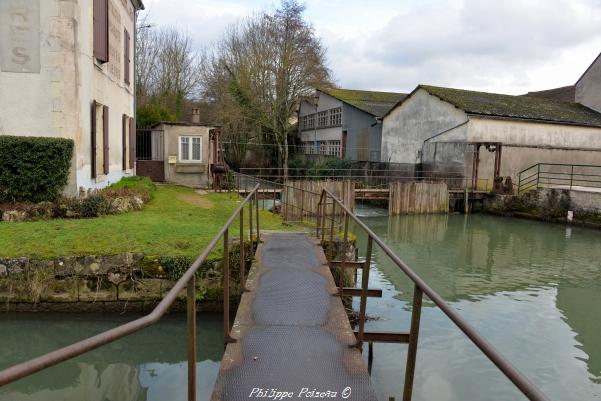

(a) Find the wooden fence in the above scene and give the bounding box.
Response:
[283,180,354,220]
[389,182,449,215]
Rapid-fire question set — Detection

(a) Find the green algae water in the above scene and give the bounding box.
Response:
[353,209,601,401]
[0,313,224,401]
[0,212,600,401]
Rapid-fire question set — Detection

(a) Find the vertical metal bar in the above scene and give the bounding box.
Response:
[357,236,373,348]
[328,201,336,261]
[316,200,322,237]
[339,212,350,296]
[300,188,305,221]
[403,285,423,401]
[223,229,231,342]
[321,200,327,244]
[255,191,260,242]
[249,197,254,243]
[187,275,197,401]
[537,163,540,189]
[284,186,289,221]
[239,208,245,288]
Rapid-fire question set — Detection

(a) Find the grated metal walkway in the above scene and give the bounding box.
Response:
[211,232,377,401]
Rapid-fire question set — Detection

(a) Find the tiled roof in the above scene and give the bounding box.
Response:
[319,88,407,117]
[524,86,576,102]
[419,85,601,128]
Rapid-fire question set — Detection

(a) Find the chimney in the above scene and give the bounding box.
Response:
[191,108,201,124]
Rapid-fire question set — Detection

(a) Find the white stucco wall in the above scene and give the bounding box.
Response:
[576,53,601,113]
[381,89,469,164]
[160,124,212,188]
[467,117,601,149]
[0,0,137,195]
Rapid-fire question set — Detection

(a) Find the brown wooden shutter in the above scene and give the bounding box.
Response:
[93,0,109,63]
[91,102,97,179]
[129,117,136,169]
[122,114,127,170]
[124,29,130,85]
[103,105,110,175]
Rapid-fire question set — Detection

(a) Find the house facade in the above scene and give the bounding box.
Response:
[381,53,601,189]
[141,121,215,188]
[0,0,144,196]
[298,88,406,162]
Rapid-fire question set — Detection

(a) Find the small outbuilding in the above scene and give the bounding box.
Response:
[136,113,222,188]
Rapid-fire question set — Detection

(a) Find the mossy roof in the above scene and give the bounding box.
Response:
[418,85,601,128]
[319,88,407,117]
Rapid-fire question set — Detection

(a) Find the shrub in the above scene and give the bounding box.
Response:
[78,195,114,217]
[0,136,74,203]
[108,176,155,198]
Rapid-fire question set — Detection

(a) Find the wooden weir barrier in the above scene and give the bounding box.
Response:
[282,180,354,220]
[388,182,449,215]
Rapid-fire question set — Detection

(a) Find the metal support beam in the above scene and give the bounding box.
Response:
[187,275,197,401]
[338,288,382,298]
[402,285,423,401]
[354,331,410,344]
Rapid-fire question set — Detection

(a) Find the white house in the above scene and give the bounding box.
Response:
[381,52,601,189]
[0,0,144,195]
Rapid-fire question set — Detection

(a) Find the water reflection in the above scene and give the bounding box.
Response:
[0,313,224,401]
[354,214,601,401]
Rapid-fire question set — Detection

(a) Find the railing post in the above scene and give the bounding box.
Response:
[321,200,327,244]
[316,200,322,238]
[187,275,197,401]
[284,186,289,221]
[255,191,260,242]
[403,284,423,401]
[339,212,350,296]
[239,207,245,288]
[249,196,254,243]
[328,201,336,262]
[223,229,231,343]
[537,164,540,189]
[356,236,373,348]
[300,188,305,222]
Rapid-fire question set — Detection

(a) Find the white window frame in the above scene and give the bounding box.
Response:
[330,107,342,126]
[179,136,203,162]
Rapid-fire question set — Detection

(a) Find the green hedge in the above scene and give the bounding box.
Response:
[0,136,74,203]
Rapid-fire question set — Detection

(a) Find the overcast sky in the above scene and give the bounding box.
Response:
[141,0,601,95]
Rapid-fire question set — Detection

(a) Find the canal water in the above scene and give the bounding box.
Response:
[1,210,600,401]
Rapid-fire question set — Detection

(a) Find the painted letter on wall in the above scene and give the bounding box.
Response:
[0,0,40,73]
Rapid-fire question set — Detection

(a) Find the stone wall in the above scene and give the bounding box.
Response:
[0,242,253,312]
[483,188,601,227]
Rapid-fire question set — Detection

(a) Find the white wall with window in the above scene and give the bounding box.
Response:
[179,136,203,162]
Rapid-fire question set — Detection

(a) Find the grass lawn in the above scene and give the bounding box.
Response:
[0,185,289,259]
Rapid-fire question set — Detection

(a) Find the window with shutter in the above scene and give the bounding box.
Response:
[129,118,136,170]
[103,105,110,175]
[124,29,130,84]
[122,114,128,170]
[93,0,109,63]
[91,102,97,179]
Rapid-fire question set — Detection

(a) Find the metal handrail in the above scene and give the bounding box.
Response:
[318,188,551,401]
[518,163,601,193]
[0,184,262,401]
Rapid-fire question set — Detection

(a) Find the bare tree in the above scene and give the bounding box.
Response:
[136,21,204,120]
[203,0,332,176]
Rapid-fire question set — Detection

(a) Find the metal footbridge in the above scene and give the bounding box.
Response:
[0,184,551,401]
